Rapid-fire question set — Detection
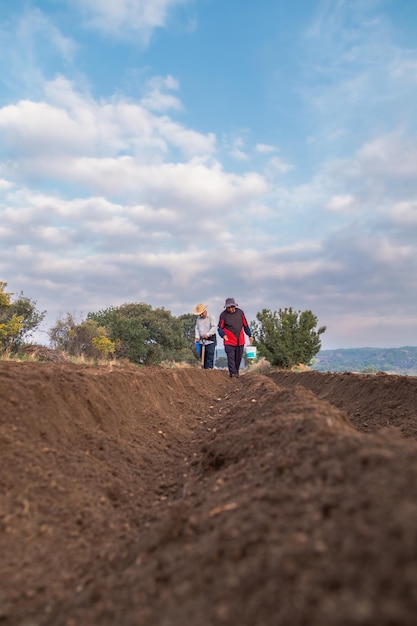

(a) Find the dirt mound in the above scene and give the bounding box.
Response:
[269,370,417,439]
[1,363,417,625]
[20,345,69,363]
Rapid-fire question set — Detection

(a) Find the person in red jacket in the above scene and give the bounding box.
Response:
[218,297,254,378]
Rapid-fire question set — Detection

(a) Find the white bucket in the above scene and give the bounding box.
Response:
[245,345,257,359]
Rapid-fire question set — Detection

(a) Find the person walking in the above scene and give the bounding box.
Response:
[218,297,253,378]
[193,303,217,369]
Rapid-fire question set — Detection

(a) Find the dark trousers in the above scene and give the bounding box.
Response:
[225,344,244,376]
[203,342,216,369]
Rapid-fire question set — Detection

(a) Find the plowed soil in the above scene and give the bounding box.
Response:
[1,363,417,626]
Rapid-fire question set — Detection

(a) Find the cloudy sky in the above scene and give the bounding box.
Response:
[1,0,416,349]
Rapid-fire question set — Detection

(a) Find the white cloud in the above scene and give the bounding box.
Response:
[390,201,417,226]
[230,147,248,161]
[301,0,417,170]
[319,131,417,217]
[224,136,248,161]
[369,237,414,265]
[34,226,76,248]
[267,156,293,174]
[140,75,183,112]
[356,134,417,180]
[0,99,97,155]
[0,179,13,191]
[255,143,276,154]
[0,9,77,102]
[325,194,355,212]
[21,9,76,64]
[71,0,191,41]
[389,56,417,82]
[0,77,216,174]
[0,74,267,208]
[154,118,216,157]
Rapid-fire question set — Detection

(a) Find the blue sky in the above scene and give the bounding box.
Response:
[1,0,417,349]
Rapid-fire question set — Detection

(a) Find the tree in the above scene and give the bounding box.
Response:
[251,307,326,369]
[178,313,196,350]
[178,312,201,362]
[91,336,116,360]
[0,281,23,353]
[48,313,77,352]
[49,313,110,359]
[88,303,189,365]
[0,282,46,353]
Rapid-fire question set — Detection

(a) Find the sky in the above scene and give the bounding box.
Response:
[1,0,417,350]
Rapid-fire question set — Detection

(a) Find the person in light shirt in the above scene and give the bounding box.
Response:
[193,303,217,369]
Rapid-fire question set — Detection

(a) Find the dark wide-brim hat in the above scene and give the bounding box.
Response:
[224,297,238,308]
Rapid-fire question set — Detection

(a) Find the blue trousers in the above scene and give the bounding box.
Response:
[202,342,215,369]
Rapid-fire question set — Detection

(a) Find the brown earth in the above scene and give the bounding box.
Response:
[1,362,417,626]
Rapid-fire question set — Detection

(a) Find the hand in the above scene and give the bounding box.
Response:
[249,337,254,344]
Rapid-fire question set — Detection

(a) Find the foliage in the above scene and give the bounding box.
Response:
[178,313,196,349]
[48,313,77,352]
[91,336,115,358]
[250,307,326,369]
[88,303,189,365]
[0,312,24,343]
[0,282,11,307]
[178,312,203,363]
[49,313,110,359]
[0,282,45,353]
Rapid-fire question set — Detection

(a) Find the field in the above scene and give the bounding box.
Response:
[1,362,417,625]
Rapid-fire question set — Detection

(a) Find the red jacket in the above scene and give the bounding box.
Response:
[218,308,252,346]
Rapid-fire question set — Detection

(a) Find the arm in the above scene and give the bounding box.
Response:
[207,314,217,337]
[242,313,254,343]
[218,315,226,339]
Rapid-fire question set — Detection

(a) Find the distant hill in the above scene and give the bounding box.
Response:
[216,345,417,375]
[312,346,417,375]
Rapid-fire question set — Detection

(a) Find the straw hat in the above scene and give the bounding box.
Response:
[193,303,208,315]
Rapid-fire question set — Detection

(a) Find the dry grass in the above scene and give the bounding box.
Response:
[291,363,311,372]
[160,360,194,369]
[244,358,311,375]
[244,356,273,375]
